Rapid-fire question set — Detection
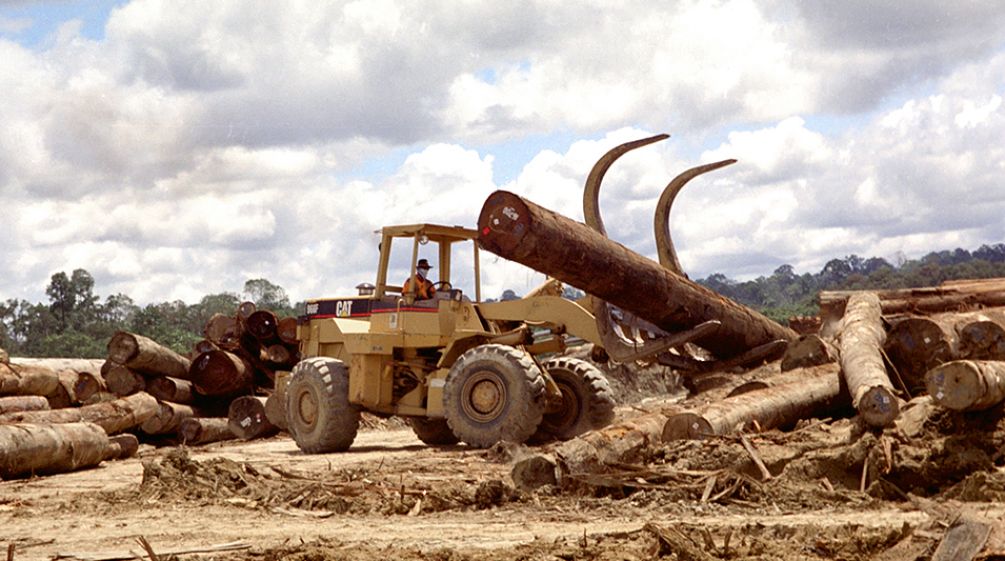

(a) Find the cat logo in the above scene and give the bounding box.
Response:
[336,300,353,317]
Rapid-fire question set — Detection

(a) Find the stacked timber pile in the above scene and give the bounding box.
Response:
[0,303,299,480]
[513,277,1005,492]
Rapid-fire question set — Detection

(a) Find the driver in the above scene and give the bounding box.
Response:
[403,258,436,300]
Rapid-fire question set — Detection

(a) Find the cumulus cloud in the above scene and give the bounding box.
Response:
[0,0,1003,306]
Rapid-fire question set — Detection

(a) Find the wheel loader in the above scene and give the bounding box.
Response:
[287,222,622,452]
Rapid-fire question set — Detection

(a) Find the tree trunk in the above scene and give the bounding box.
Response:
[478,191,797,360]
[278,316,299,344]
[146,376,195,404]
[264,371,290,430]
[106,331,191,379]
[662,363,849,440]
[6,358,104,375]
[203,314,241,350]
[819,282,1005,319]
[141,401,206,435]
[189,350,255,397]
[0,422,110,479]
[178,417,235,446]
[104,363,146,396]
[957,310,1005,360]
[925,360,1005,411]
[0,395,50,415]
[838,292,900,427]
[228,396,279,440]
[74,372,107,402]
[780,334,837,372]
[0,362,77,408]
[0,392,159,434]
[245,310,280,343]
[106,433,140,460]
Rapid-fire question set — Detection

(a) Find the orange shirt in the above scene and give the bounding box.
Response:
[403,275,436,299]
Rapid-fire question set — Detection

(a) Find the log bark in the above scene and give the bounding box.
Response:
[189,350,255,397]
[141,400,205,435]
[662,363,849,440]
[0,422,109,479]
[146,376,195,404]
[104,363,146,396]
[478,191,797,360]
[925,360,1005,411]
[820,281,1005,319]
[780,334,837,372]
[838,292,900,427]
[0,395,50,415]
[106,331,191,379]
[278,316,299,344]
[0,392,159,434]
[74,372,107,402]
[178,417,235,445]
[6,358,104,375]
[264,371,290,430]
[0,362,77,408]
[228,396,279,440]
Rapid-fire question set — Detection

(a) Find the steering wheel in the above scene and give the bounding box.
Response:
[432,281,453,291]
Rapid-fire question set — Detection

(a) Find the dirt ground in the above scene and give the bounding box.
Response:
[3,361,1005,561]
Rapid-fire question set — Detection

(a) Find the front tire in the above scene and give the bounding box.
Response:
[408,417,460,446]
[444,344,546,448]
[533,357,616,442]
[286,358,361,453]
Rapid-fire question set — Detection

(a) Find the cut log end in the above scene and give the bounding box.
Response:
[661,412,714,441]
[857,386,900,428]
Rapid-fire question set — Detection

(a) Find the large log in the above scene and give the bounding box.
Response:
[74,371,107,402]
[146,376,195,404]
[141,400,205,435]
[189,350,255,397]
[925,360,1005,411]
[245,310,280,343]
[883,310,1005,392]
[106,331,191,379]
[204,313,241,350]
[662,363,849,440]
[0,395,50,415]
[478,191,797,359]
[178,417,236,445]
[0,422,110,479]
[7,358,104,375]
[838,292,900,427]
[0,392,159,434]
[104,363,146,396]
[819,281,1005,319]
[228,396,279,440]
[0,362,78,408]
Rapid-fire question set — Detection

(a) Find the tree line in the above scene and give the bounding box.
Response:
[696,243,1005,324]
[3,242,1005,358]
[0,270,299,358]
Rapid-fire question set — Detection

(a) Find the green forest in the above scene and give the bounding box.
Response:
[3,243,1005,359]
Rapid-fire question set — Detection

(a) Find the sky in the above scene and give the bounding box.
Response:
[1,1,1004,307]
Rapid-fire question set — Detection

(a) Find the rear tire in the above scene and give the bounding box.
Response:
[286,358,361,453]
[408,417,460,446]
[533,357,616,442]
[444,344,546,448]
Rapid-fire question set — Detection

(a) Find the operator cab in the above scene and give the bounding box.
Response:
[374,223,481,306]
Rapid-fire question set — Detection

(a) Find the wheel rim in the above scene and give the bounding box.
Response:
[296,388,318,428]
[461,370,507,422]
